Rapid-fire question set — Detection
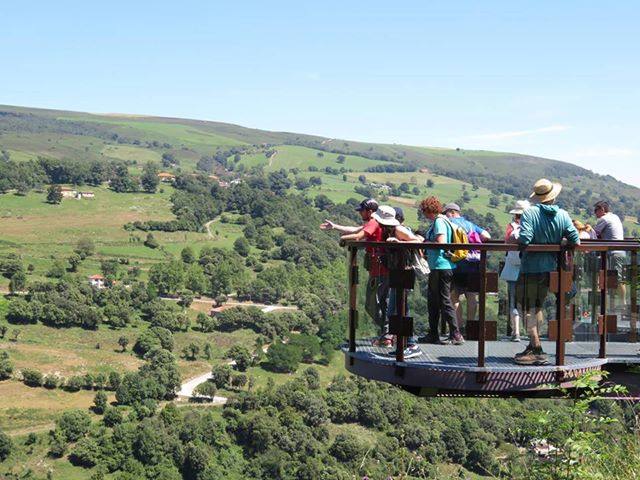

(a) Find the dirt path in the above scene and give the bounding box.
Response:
[204,216,221,239]
[177,371,228,404]
[268,149,278,167]
[6,422,55,437]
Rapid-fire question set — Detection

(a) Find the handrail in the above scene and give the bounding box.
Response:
[343,239,640,378]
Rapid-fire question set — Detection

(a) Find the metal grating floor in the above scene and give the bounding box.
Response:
[346,339,640,373]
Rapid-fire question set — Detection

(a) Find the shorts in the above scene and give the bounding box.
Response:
[516,273,550,310]
[608,253,626,282]
[452,269,479,293]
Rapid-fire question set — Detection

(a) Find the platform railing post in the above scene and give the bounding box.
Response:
[556,249,566,368]
[599,251,608,359]
[348,246,359,353]
[631,250,638,343]
[477,250,487,369]
[395,286,407,363]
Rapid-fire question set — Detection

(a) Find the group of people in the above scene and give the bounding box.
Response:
[322,177,626,365]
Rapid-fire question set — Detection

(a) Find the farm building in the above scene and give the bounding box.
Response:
[88,274,105,289]
[60,187,78,198]
[158,172,176,182]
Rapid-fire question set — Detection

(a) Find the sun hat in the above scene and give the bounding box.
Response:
[529,178,562,203]
[372,205,400,227]
[356,198,379,212]
[442,202,461,213]
[509,199,531,215]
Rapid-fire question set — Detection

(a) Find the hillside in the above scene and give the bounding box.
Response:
[1,104,639,227]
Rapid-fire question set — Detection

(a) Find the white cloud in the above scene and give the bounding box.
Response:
[462,124,571,141]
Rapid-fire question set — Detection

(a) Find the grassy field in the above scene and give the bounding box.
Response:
[236,144,393,172]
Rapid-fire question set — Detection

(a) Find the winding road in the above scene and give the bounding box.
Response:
[177,371,228,404]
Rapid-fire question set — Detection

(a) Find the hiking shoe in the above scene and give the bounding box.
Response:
[515,345,535,358]
[511,335,521,342]
[372,335,394,348]
[450,332,465,345]
[515,347,548,366]
[388,344,422,359]
[420,334,445,345]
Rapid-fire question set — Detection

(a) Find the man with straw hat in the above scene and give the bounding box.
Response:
[514,179,580,365]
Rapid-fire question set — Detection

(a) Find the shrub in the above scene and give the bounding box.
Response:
[0,429,12,461]
[57,410,92,442]
[194,381,217,398]
[0,352,13,380]
[43,375,59,389]
[21,368,44,387]
[265,342,302,373]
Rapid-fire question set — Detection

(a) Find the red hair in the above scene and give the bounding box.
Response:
[419,196,442,215]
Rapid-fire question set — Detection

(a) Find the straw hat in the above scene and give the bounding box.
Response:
[372,205,400,226]
[509,199,531,215]
[529,178,562,203]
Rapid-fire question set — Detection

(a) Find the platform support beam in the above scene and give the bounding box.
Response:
[631,250,638,343]
[477,250,487,370]
[599,252,608,359]
[348,246,359,353]
[395,286,407,362]
[556,249,567,368]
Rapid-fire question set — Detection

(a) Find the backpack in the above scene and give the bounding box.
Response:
[465,229,483,262]
[438,215,469,263]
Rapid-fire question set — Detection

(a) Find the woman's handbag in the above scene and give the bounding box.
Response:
[411,251,430,280]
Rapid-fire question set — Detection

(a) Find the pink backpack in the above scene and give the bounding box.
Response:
[465,230,483,262]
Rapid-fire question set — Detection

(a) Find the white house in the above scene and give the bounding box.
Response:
[88,274,105,289]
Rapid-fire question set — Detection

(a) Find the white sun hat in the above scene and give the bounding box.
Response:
[372,205,400,227]
[509,199,531,215]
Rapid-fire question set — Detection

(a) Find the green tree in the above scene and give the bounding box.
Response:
[210,365,232,389]
[21,368,44,387]
[265,343,302,373]
[0,352,13,380]
[75,238,95,259]
[194,381,217,398]
[47,260,66,278]
[141,161,160,193]
[8,271,26,294]
[203,343,213,360]
[57,410,92,442]
[118,336,129,352]
[149,260,184,296]
[144,232,160,249]
[67,253,82,272]
[93,390,108,414]
[227,345,252,372]
[234,236,250,257]
[69,437,100,468]
[181,246,196,264]
[0,429,13,461]
[46,184,63,204]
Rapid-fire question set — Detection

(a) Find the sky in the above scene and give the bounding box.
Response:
[2,1,639,186]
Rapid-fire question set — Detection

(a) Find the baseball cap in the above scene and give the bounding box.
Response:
[442,203,461,213]
[393,206,405,223]
[356,198,379,212]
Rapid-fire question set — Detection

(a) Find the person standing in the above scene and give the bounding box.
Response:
[442,203,491,333]
[500,200,530,342]
[593,200,627,307]
[320,199,391,346]
[515,179,580,365]
[419,196,464,345]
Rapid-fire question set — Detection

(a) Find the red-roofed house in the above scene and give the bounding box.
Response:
[88,274,105,289]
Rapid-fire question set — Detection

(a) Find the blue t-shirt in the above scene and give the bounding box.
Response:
[426,217,456,270]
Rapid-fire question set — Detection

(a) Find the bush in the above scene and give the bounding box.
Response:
[288,334,320,363]
[227,345,252,372]
[0,429,12,461]
[210,365,232,389]
[329,433,365,463]
[69,437,100,468]
[43,374,59,389]
[93,391,108,414]
[103,407,124,427]
[0,352,13,380]
[57,410,92,442]
[265,342,302,373]
[65,375,84,392]
[194,381,217,398]
[21,368,44,387]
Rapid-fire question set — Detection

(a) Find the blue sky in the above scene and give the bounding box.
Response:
[2,1,639,186]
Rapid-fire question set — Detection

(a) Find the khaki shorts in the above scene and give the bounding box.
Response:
[516,273,550,310]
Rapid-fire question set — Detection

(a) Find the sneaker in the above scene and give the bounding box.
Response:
[514,347,548,366]
[450,332,465,345]
[515,345,534,358]
[511,335,521,342]
[372,335,394,348]
[388,344,422,359]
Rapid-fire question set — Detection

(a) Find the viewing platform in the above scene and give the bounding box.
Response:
[342,239,640,397]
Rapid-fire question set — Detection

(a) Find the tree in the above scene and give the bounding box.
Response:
[426,179,435,188]
[144,232,160,249]
[234,237,250,257]
[314,194,334,211]
[336,155,346,164]
[210,365,232,389]
[265,343,302,373]
[46,184,63,204]
[0,352,13,380]
[141,161,160,193]
[47,260,66,279]
[0,429,13,461]
[181,246,196,264]
[44,375,59,389]
[67,253,82,272]
[93,391,108,414]
[226,345,252,372]
[161,152,177,167]
[194,381,217,398]
[75,238,95,259]
[149,260,184,296]
[184,343,200,361]
[8,271,26,294]
[184,264,207,295]
[69,437,101,468]
[203,343,212,360]
[108,371,122,391]
[103,407,124,427]
[118,336,129,352]
[57,410,92,442]
[0,325,6,339]
[289,334,321,363]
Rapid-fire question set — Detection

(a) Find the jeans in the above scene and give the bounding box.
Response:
[508,281,518,313]
[428,269,458,337]
[387,287,418,346]
[365,275,390,335]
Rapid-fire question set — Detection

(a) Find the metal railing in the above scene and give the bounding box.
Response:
[344,239,640,377]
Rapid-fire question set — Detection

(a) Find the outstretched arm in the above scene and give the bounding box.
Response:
[320,219,362,234]
[341,230,367,241]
